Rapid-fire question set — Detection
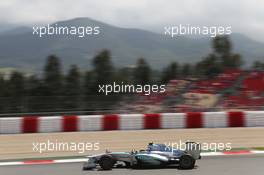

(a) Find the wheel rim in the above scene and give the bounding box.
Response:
[182,158,191,166]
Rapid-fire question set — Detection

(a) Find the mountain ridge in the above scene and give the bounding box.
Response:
[0,17,263,71]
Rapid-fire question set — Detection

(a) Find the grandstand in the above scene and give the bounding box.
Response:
[119,69,264,113]
[223,71,264,110]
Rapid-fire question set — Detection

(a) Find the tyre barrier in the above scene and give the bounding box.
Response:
[0,111,264,134]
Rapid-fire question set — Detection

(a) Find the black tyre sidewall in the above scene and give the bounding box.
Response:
[179,154,195,169]
[99,155,115,170]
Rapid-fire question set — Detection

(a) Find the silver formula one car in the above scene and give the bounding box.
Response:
[83,142,201,170]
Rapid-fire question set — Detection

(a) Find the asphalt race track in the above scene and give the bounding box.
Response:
[1,155,264,175]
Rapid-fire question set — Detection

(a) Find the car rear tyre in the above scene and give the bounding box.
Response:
[125,162,131,168]
[179,154,195,169]
[99,155,115,170]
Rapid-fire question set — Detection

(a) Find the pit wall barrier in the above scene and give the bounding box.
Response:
[0,111,264,134]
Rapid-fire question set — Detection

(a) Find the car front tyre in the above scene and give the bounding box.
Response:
[99,155,115,170]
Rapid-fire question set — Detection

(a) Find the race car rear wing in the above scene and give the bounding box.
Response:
[185,142,201,160]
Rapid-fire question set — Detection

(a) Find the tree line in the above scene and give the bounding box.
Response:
[0,36,262,114]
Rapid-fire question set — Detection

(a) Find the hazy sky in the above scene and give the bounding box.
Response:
[0,0,264,42]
